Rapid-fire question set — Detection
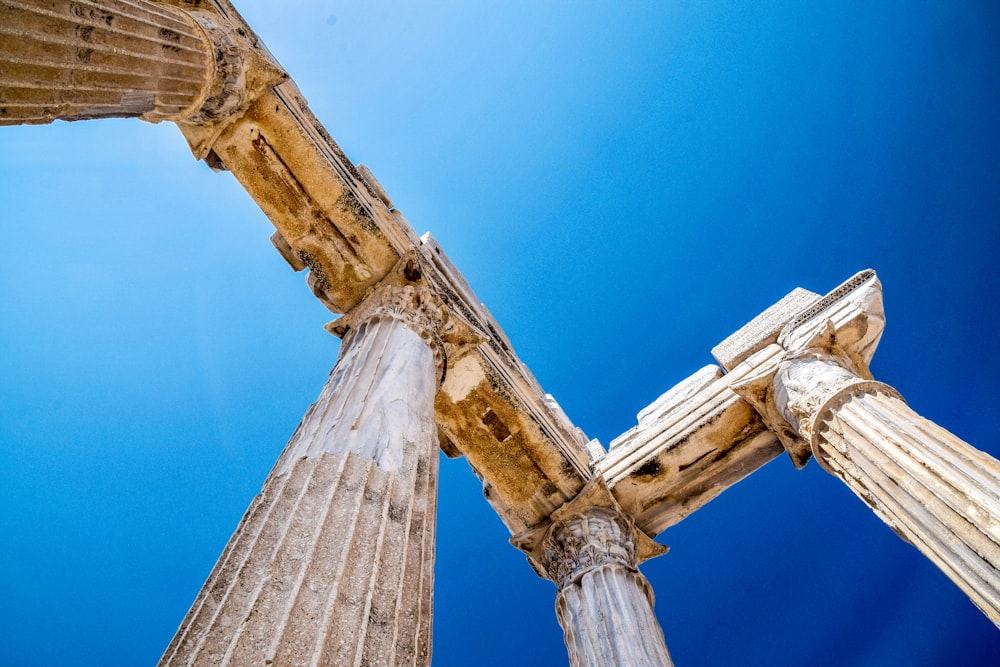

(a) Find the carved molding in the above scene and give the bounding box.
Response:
[182,11,249,123]
[539,507,639,590]
[327,259,483,383]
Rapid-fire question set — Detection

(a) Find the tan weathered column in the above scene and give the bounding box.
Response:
[0,0,269,125]
[770,347,1000,626]
[159,281,452,666]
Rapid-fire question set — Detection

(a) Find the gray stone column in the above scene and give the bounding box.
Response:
[160,283,447,666]
[539,507,675,667]
[0,0,259,126]
[773,350,1000,626]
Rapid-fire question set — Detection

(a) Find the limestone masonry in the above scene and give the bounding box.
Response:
[3,1,997,664]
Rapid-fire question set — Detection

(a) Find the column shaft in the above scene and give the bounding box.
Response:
[557,567,673,667]
[160,305,439,666]
[540,507,674,667]
[816,390,1000,625]
[0,0,220,125]
[774,353,1000,626]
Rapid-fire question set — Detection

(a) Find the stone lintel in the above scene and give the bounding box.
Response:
[599,354,785,536]
[711,287,820,371]
[599,271,887,535]
[197,82,416,313]
[418,235,594,535]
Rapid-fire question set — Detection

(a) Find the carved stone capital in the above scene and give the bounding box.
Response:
[539,507,639,590]
[180,11,250,124]
[326,258,483,383]
[167,2,288,158]
[733,323,901,468]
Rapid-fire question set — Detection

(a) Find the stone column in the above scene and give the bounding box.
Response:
[160,283,448,666]
[539,507,675,667]
[0,0,252,125]
[773,350,1000,626]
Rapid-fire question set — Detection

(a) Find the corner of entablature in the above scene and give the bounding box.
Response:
[732,320,898,469]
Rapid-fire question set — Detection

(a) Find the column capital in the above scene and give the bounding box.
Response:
[539,506,638,590]
[168,1,288,157]
[513,480,676,666]
[728,270,893,468]
[326,256,483,383]
[733,321,902,469]
[512,478,667,587]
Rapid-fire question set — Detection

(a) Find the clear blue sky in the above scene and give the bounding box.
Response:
[1,1,998,665]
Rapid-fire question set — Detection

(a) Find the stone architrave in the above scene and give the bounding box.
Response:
[159,279,457,666]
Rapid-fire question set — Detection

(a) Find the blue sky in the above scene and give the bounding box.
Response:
[1,1,998,665]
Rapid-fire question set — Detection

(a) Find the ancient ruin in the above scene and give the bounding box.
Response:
[2,1,998,664]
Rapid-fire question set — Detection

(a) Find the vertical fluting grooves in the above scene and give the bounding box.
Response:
[161,314,439,666]
[816,391,1000,625]
[0,0,215,125]
[556,566,673,667]
[159,451,323,664]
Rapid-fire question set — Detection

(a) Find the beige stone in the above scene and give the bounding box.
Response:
[5,1,999,663]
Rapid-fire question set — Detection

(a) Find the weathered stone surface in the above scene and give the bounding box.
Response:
[0,0,284,126]
[601,356,784,536]
[1,0,213,124]
[539,506,674,667]
[160,284,441,666]
[419,234,592,534]
[818,389,1000,626]
[730,271,1000,627]
[711,287,820,372]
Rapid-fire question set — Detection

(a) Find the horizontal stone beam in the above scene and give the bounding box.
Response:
[598,355,784,536]
[419,235,593,533]
[599,271,883,537]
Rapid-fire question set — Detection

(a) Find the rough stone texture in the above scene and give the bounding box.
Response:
[539,507,674,667]
[159,287,441,666]
[711,287,820,372]
[0,0,214,124]
[601,360,783,536]
[419,234,592,534]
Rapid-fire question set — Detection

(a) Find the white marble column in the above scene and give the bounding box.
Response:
[539,507,675,667]
[160,283,446,666]
[773,350,1000,626]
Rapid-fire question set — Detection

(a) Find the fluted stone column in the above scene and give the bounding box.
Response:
[160,283,448,666]
[539,507,675,667]
[0,0,250,125]
[773,350,1000,626]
